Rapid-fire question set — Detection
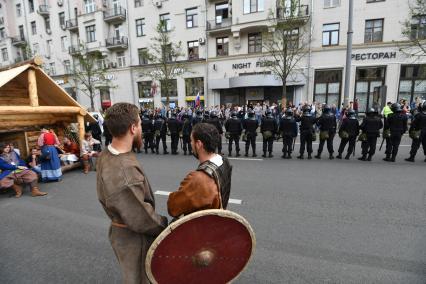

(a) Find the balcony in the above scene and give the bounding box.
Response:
[11,36,27,47]
[38,5,50,17]
[106,36,128,50]
[206,18,232,33]
[276,5,310,24]
[69,44,85,56]
[66,19,79,32]
[103,7,126,23]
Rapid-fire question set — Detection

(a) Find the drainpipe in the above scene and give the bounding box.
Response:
[124,0,137,106]
[204,0,209,108]
[305,0,313,104]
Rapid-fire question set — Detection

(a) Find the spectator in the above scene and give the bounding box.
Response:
[26,147,42,175]
[81,132,101,174]
[0,143,47,197]
[353,98,359,116]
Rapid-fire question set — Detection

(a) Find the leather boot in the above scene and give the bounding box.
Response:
[31,187,47,197]
[329,154,334,160]
[297,154,304,159]
[314,153,321,159]
[287,153,292,159]
[252,152,257,157]
[244,152,249,157]
[307,153,312,159]
[262,152,267,158]
[281,153,286,159]
[12,184,22,198]
[184,151,187,155]
[336,153,342,159]
[383,155,391,162]
[344,153,351,160]
[236,151,241,157]
[358,155,366,161]
[83,162,90,174]
[269,152,273,158]
[367,155,372,161]
[390,155,396,162]
[228,151,232,157]
[405,155,415,162]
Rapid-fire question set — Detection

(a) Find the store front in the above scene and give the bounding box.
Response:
[138,81,154,109]
[313,69,343,107]
[398,64,426,104]
[219,86,296,106]
[185,77,205,107]
[354,66,387,112]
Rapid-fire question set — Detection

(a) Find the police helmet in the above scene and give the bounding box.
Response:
[347,109,356,118]
[367,108,378,115]
[322,104,331,113]
[265,109,272,117]
[210,111,218,118]
[182,112,189,119]
[196,110,203,117]
[391,103,402,113]
[247,109,255,117]
[285,108,294,116]
[230,111,237,118]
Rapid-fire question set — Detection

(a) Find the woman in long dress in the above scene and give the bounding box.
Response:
[37,128,62,182]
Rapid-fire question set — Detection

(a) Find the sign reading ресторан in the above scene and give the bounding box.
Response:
[351,52,397,61]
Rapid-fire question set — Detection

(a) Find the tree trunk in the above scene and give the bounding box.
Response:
[282,80,287,108]
[89,89,95,111]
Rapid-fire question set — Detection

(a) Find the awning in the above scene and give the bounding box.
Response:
[209,74,306,89]
[185,96,205,101]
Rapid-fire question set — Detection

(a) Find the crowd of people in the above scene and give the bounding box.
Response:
[118,99,426,163]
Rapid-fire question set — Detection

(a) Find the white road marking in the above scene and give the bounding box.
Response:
[154,190,243,205]
[227,157,263,161]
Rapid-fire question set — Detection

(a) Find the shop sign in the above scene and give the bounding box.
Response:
[232,60,280,70]
[351,52,397,61]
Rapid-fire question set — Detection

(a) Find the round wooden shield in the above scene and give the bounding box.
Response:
[146,209,255,284]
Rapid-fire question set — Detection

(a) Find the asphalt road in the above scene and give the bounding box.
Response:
[0,137,425,283]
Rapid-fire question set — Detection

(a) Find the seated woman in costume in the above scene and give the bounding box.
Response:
[25,147,42,175]
[37,128,63,182]
[0,143,47,198]
[81,132,101,174]
[59,137,80,165]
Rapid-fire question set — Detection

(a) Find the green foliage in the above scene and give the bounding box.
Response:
[401,0,426,59]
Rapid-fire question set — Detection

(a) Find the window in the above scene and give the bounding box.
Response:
[322,23,340,46]
[86,25,96,42]
[398,65,426,104]
[100,88,111,104]
[1,48,8,61]
[162,44,172,62]
[49,62,56,75]
[29,0,34,13]
[367,0,385,2]
[64,60,71,74]
[248,33,262,53]
[355,67,386,112]
[19,25,25,39]
[0,28,5,40]
[97,58,107,69]
[117,51,126,67]
[136,18,145,37]
[84,0,96,14]
[243,0,264,14]
[410,15,426,40]
[160,13,171,32]
[45,18,51,33]
[59,12,65,27]
[365,19,383,43]
[186,8,198,28]
[138,81,153,98]
[138,48,149,65]
[216,37,229,56]
[33,43,39,55]
[16,4,22,17]
[31,21,36,35]
[46,40,52,57]
[286,28,299,49]
[215,3,229,24]
[188,41,199,60]
[160,79,178,97]
[314,69,342,107]
[185,77,204,97]
[134,0,143,7]
[61,36,68,52]
[324,0,340,8]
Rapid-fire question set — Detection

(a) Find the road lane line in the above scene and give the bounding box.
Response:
[227,157,263,161]
[154,190,243,205]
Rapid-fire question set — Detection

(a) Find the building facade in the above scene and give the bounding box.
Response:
[0,0,424,112]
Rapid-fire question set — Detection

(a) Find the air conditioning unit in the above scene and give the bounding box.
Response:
[198,38,206,45]
[0,17,4,25]
[155,1,162,8]
[60,24,66,30]
[57,0,63,6]
[103,0,108,7]
[46,29,52,34]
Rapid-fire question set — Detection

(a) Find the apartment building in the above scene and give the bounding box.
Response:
[0,0,424,112]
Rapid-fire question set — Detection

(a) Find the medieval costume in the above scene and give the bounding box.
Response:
[168,154,232,217]
[38,130,62,182]
[60,141,80,165]
[96,145,168,284]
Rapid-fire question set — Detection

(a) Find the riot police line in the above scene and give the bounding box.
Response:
[133,102,426,163]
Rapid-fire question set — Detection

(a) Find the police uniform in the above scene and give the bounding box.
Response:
[296,107,316,159]
[315,105,337,159]
[358,109,383,161]
[406,102,426,162]
[142,114,155,154]
[336,110,360,160]
[225,112,242,157]
[383,104,408,162]
[167,113,182,155]
[154,114,169,154]
[192,111,203,126]
[181,114,193,155]
[261,111,277,158]
[242,110,259,157]
[206,111,224,155]
[279,109,298,159]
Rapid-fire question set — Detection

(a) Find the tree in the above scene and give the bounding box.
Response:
[261,0,309,106]
[142,21,189,106]
[68,45,114,110]
[401,0,426,59]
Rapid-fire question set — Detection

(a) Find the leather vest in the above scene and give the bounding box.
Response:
[197,157,232,209]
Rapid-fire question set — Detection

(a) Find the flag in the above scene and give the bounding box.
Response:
[195,92,201,107]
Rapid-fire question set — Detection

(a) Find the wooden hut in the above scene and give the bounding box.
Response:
[0,57,95,158]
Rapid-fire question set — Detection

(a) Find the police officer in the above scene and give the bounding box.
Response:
[405,102,426,162]
[167,111,182,155]
[358,108,383,161]
[203,110,210,122]
[225,111,242,157]
[261,109,277,158]
[206,111,224,155]
[315,105,337,160]
[142,112,155,154]
[279,108,298,159]
[296,106,316,159]
[181,112,193,155]
[242,109,259,157]
[154,113,169,154]
[192,110,203,126]
[383,103,408,162]
[336,109,360,160]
